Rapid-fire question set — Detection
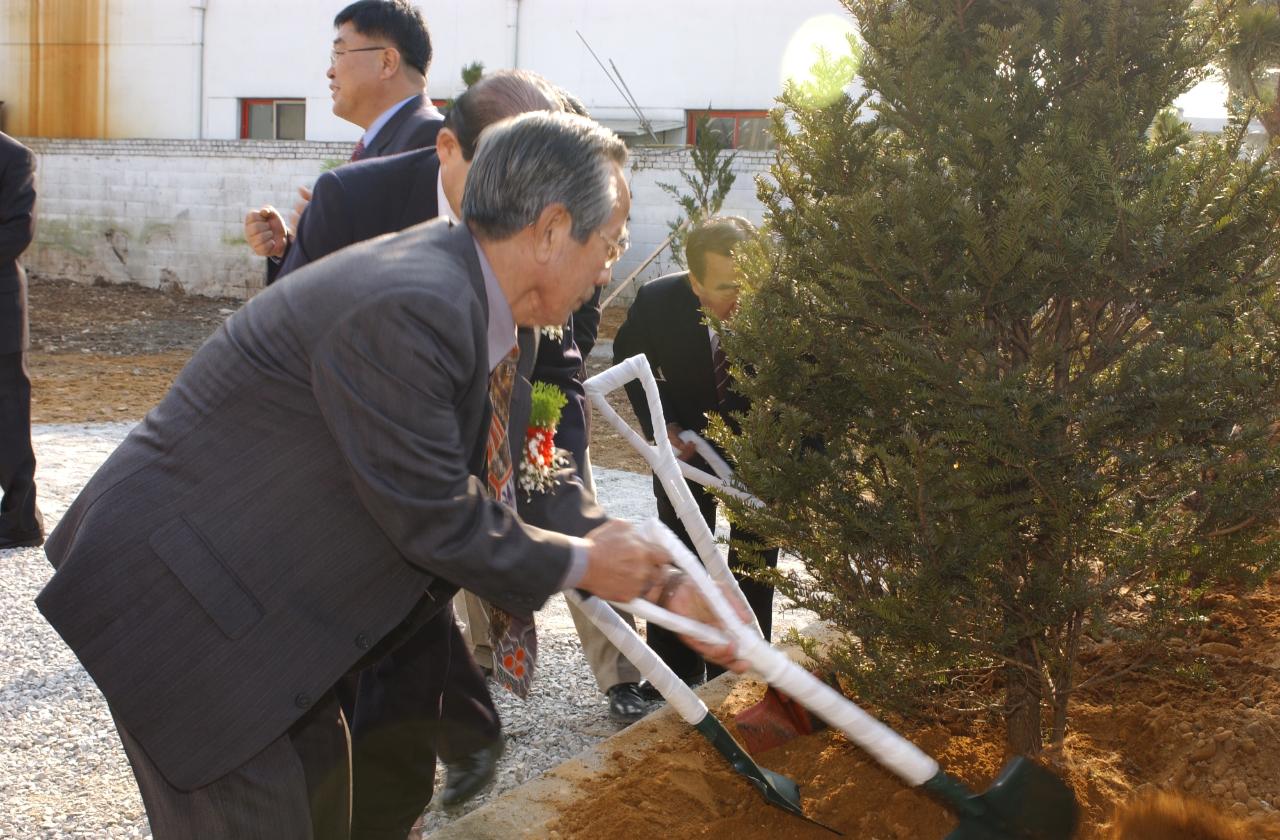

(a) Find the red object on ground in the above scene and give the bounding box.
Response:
[733,682,827,754]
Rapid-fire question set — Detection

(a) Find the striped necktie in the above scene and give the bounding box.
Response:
[711,331,731,407]
[349,138,367,162]
[483,346,537,698]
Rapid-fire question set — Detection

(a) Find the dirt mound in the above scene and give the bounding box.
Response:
[552,578,1280,838]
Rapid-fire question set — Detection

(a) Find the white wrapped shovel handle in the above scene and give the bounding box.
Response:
[585,355,761,633]
[625,517,942,788]
[565,591,712,725]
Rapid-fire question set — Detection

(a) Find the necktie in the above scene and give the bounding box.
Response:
[711,332,731,407]
[484,347,537,698]
[349,138,367,162]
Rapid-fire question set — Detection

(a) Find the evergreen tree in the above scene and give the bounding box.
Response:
[722,0,1280,754]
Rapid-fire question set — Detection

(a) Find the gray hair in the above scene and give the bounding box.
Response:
[462,111,627,243]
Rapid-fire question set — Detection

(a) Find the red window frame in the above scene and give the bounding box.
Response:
[685,109,771,148]
[239,98,306,140]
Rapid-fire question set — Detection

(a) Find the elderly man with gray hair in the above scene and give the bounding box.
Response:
[36,112,739,840]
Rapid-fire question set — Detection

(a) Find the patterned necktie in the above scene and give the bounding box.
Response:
[484,346,537,698]
[349,138,367,162]
[711,332,731,407]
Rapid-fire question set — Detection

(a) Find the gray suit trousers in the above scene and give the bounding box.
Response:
[116,694,351,840]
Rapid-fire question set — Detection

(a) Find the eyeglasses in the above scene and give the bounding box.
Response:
[330,46,389,65]
[597,230,630,268]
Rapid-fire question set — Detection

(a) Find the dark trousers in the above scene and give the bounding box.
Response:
[650,474,779,682]
[347,604,500,840]
[116,693,352,840]
[0,351,40,538]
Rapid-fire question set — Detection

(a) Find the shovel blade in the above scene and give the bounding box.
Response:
[940,757,1079,840]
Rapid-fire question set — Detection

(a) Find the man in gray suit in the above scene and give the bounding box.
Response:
[37,112,735,839]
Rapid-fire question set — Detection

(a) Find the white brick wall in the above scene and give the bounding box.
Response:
[19,139,772,301]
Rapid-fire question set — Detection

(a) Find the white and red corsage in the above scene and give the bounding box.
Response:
[518,382,571,498]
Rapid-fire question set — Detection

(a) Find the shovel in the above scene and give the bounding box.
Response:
[619,518,1080,840]
[565,591,833,829]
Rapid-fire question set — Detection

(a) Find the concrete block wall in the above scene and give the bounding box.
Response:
[18,139,773,301]
[22,138,356,299]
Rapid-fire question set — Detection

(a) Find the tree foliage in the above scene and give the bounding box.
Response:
[720,0,1280,754]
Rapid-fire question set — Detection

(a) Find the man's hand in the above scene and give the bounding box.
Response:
[290,185,313,229]
[577,520,670,602]
[244,206,289,258]
[663,574,752,673]
[666,423,696,461]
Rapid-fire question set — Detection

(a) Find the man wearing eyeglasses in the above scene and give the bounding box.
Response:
[243,0,443,283]
[612,215,780,693]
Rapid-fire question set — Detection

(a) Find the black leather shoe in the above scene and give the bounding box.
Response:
[440,738,504,810]
[606,682,648,724]
[0,530,43,550]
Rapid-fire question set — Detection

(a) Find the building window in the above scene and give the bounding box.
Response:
[240,99,306,140]
[686,110,775,151]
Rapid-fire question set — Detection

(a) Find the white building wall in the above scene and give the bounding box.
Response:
[102,0,203,139]
[196,0,851,141]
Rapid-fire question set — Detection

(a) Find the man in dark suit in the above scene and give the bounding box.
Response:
[274,69,563,829]
[613,215,779,688]
[243,0,444,283]
[37,113,736,840]
[0,131,42,551]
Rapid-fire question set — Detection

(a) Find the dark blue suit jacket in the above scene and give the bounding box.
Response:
[265,95,443,285]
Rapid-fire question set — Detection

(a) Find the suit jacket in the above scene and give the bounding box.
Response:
[275,146,596,474]
[265,95,443,285]
[612,272,750,451]
[0,132,35,354]
[276,147,440,279]
[37,220,602,791]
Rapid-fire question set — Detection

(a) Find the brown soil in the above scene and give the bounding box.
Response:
[25,277,650,472]
[552,578,1280,839]
[26,278,236,423]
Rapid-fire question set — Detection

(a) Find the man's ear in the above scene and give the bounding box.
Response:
[436,127,460,164]
[380,46,402,80]
[530,203,571,264]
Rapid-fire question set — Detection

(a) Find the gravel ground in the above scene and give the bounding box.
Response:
[1,422,814,839]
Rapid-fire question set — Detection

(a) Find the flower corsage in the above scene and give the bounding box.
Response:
[518,382,571,498]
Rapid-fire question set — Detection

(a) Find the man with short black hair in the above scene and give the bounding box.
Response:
[613,215,779,689]
[244,0,443,281]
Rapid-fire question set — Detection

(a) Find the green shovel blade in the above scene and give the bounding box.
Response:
[928,757,1079,840]
[692,713,842,834]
